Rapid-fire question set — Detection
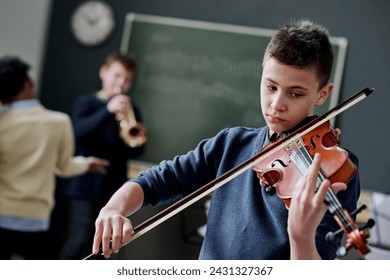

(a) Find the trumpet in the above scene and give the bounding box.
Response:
[118,98,147,148]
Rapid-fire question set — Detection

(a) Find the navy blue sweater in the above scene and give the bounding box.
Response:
[65,93,144,204]
[132,126,360,259]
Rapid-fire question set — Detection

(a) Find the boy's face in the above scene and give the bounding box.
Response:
[260,57,332,134]
[99,61,134,98]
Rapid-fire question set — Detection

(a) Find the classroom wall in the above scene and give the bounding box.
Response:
[0,0,52,91]
[40,0,390,196]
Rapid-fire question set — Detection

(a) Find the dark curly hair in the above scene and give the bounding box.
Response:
[0,56,30,101]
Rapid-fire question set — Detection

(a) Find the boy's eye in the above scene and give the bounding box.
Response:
[266,84,277,91]
[289,92,303,98]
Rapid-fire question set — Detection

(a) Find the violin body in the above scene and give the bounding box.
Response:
[252,117,374,257]
[253,121,356,208]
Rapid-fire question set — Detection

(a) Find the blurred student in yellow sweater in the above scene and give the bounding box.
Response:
[0,56,109,259]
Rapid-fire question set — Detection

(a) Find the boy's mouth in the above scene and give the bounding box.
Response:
[266,114,284,123]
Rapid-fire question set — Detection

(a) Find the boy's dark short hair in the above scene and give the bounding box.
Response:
[264,19,334,89]
[103,51,137,74]
[0,56,30,100]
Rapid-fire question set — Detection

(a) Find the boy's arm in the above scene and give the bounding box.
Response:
[92,181,144,258]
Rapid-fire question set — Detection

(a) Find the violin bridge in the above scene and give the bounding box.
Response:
[283,138,304,156]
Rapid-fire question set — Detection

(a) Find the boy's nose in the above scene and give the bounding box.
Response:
[271,93,287,111]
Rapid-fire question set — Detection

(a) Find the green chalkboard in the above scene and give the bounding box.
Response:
[121,14,348,163]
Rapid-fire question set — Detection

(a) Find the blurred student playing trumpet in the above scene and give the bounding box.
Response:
[59,51,146,260]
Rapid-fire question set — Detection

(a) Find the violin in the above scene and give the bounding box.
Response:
[252,120,373,256]
[252,120,356,208]
[84,87,375,260]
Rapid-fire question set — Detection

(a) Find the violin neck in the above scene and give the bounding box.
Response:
[287,140,346,216]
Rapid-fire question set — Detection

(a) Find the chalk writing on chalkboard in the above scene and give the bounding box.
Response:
[121,13,347,162]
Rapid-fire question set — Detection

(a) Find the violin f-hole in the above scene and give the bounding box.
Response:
[305,129,339,154]
[271,158,290,168]
[308,133,321,149]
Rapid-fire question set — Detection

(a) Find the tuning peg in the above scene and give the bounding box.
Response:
[362,218,375,230]
[352,204,367,216]
[325,206,374,244]
[325,227,343,243]
[336,246,347,257]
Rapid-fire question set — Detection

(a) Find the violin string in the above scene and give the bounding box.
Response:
[292,142,349,227]
[299,144,354,232]
[288,139,353,231]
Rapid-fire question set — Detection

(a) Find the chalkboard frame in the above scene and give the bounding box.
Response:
[120,13,348,163]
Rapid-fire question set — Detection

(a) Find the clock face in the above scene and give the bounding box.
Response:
[70,1,115,46]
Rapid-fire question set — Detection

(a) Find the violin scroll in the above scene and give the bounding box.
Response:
[326,204,375,257]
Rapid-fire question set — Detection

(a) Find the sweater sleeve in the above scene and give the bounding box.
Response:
[72,94,113,141]
[132,128,230,207]
[54,114,89,177]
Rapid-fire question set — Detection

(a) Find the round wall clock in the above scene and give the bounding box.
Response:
[70,1,116,46]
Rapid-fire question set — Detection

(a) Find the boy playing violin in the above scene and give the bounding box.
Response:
[92,19,360,259]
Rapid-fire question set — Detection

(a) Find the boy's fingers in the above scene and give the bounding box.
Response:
[92,225,103,255]
[101,222,113,258]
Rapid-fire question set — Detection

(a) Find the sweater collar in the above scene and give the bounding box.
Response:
[9,99,40,109]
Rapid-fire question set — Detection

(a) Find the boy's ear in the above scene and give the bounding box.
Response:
[24,76,35,93]
[315,83,333,106]
[25,76,33,88]
[99,66,107,80]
